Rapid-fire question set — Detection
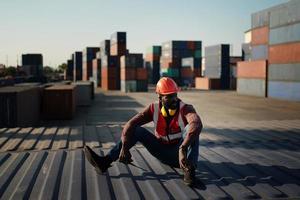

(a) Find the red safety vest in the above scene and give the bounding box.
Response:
[152,101,186,144]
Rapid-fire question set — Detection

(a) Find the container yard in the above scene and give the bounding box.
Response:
[1,0,300,199]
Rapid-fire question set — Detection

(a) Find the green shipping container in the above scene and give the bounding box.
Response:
[160,68,179,77]
[194,50,202,58]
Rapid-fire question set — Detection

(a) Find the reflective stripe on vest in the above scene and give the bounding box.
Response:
[153,101,185,142]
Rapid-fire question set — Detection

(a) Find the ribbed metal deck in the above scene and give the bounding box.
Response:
[0,120,300,199]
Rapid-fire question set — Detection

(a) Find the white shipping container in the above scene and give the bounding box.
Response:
[268,63,300,82]
[270,0,300,28]
[268,80,300,101]
[237,78,266,97]
[269,22,300,45]
[251,45,268,60]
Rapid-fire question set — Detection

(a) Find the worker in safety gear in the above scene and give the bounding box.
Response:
[84,77,203,186]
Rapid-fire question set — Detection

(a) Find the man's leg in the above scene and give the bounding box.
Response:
[181,124,199,167]
[108,126,179,167]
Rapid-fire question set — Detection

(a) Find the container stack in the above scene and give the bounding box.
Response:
[237,0,300,101]
[229,56,243,90]
[181,57,201,86]
[82,47,100,81]
[110,32,127,56]
[92,51,101,88]
[120,54,137,92]
[203,44,230,89]
[65,55,74,81]
[73,51,83,81]
[145,46,161,84]
[101,55,120,90]
[21,54,44,79]
[237,60,268,97]
[0,86,40,127]
[160,41,202,86]
[42,85,76,120]
[268,0,300,101]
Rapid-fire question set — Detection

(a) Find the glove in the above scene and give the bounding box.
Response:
[179,145,190,170]
[119,141,133,164]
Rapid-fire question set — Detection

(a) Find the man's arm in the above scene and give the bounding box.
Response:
[121,104,153,143]
[181,104,203,147]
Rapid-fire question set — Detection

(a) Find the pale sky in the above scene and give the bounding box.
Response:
[0,0,287,67]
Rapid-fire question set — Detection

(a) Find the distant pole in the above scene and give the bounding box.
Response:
[6,55,8,67]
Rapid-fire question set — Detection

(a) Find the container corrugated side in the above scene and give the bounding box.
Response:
[268,80,300,101]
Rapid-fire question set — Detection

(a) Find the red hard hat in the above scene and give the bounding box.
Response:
[156,77,179,95]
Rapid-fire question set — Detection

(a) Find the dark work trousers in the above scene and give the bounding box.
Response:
[107,125,199,168]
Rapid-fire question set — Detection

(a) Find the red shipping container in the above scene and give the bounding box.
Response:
[121,68,136,80]
[237,60,267,79]
[251,26,269,45]
[136,68,148,80]
[269,42,300,64]
[187,41,195,50]
[193,68,201,77]
[181,68,193,78]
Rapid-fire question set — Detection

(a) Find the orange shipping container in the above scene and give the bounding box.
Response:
[269,42,300,64]
[195,77,220,90]
[121,68,136,80]
[136,68,147,80]
[145,54,160,62]
[101,77,118,90]
[237,60,267,79]
[251,26,269,45]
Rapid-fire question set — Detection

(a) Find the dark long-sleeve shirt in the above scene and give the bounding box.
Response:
[121,101,203,147]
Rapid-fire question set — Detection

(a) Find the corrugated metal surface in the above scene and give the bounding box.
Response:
[268,63,300,81]
[269,42,300,64]
[268,81,300,101]
[269,22,300,45]
[251,45,268,60]
[237,60,267,79]
[251,8,270,29]
[237,78,266,97]
[251,26,269,45]
[269,0,300,29]
[0,121,300,199]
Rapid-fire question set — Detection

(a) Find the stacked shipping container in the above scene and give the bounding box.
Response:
[82,47,100,81]
[237,60,268,97]
[120,54,147,92]
[101,55,120,90]
[65,56,74,81]
[181,57,201,86]
[21,54,43,78]
[238,0,300,101]
[160,41,202,86]
[73,52,83,81]
[268,0,300,101]
[145,46,161,84]
[204,44,230,89]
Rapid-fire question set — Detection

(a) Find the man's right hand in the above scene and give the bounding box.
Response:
[119,141,133,164]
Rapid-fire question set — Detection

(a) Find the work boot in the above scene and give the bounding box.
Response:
[183,165,196,186]
[84,146,112,174]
